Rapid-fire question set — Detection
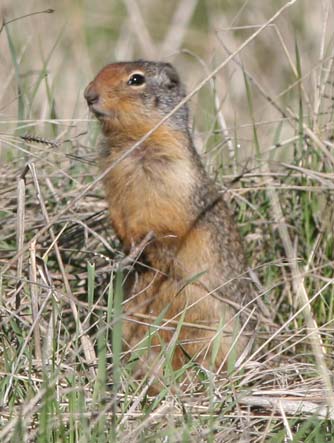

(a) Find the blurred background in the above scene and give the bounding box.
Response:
[1,0,332,167]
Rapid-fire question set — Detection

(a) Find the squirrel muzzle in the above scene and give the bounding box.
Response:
[84,82,109,118]
[84,82,99,106]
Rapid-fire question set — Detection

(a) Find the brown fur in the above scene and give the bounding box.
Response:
[84,60,256,387]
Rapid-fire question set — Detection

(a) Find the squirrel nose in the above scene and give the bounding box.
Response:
[84,85,99,106]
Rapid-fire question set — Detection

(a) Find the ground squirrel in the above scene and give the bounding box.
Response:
[84,60,255,383]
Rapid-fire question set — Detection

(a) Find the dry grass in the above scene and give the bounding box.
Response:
[1,1,334,442]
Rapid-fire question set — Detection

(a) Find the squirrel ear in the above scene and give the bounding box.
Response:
[160,63,180,89]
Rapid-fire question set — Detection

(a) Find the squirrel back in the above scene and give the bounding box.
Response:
[85,60,256,384]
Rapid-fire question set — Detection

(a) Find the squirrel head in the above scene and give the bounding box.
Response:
[84,60,189,135]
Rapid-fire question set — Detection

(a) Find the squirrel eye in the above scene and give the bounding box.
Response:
[127,73,146,86]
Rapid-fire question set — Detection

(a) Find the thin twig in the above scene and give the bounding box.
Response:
[29,239,42,365]
[237,394,334,420]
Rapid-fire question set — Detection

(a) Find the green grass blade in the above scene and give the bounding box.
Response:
[4,24,25,123]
